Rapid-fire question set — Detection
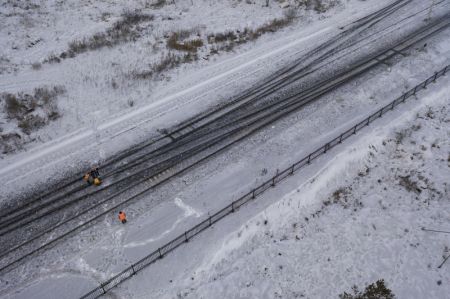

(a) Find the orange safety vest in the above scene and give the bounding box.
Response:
[119,212,126,221]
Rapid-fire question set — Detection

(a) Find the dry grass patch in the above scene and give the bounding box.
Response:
[132,52,198,80]
[166,30,203,52]
[44,11,153,63]
[2,86,64,134]
[207,11,296,53]
[295,0,340,13]
[1,86,64,154]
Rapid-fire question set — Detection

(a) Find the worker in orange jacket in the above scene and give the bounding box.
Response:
[118,211,127,224]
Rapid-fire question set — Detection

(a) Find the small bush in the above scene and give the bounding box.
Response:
[18,115,47,135]
[395,130,407,144]
[153,52,197,73]
[31,62,42,70]
[207,31,237,43]
[153,53,180,73]
[398,175,421,194]
[44,54,61,64]
[339,279,395,299]
[255,18,292,35]
[322,186,355,209]
[132,69,153,80]
[4,94,28,119]
[1,86,64,134]
[206,14,294,56]
[210,46,219,55]
[151,0,167,8]
[132,52,198,80]
[52,11,153,61]
[0,132,22,154]
[167,32,203,52]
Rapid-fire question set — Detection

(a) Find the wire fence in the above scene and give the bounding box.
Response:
[81,65,449,299]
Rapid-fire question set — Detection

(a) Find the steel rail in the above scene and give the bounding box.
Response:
[0,0,438,223]
[81,65,450,299]
[0,0,412,220]
[1,11,445,236]
[0,0,411,223]
[1,18,448,273]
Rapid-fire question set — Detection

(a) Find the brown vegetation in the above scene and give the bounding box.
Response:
[2,86,64,134]
[43,11,153,63]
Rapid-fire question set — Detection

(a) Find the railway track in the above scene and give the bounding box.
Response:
[0,0,414,221]
[0,0,449,274]
[0,0,420,224]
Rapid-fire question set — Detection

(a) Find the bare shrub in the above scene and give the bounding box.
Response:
[210,46,219,55]
[152,53,179,74]
[0,132,22,154]
[339,279,395,299]
[35,86,65,104]
[322,186,359,209]
[44,54,61,64]
[398,175,421,194]
[18,115,47,134]
[293,0,332,12]
[167,32,203,52]
[0,55,14,74]
[4,94,29,120]
[132,69,153,80]
[150,0,167,8]
[1,86,64,134]
[207,31,237,43]
[31,62,42,70]
[153,52,197,73]
[207,14,294,56]
[51,11,153,61]
[255,18,292,35]
[394,130,407,144]
[132,52,198,80]
[313,0,327,13]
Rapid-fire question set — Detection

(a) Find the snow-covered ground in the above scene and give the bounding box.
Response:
[172,89,450,299]
[3,35,450,299]
[118,77,450,299]
[0,0,341,158]
[1,1,450,298]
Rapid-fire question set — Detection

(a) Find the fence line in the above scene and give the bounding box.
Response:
[81,65,449,299]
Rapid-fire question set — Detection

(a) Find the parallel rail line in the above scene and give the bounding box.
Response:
[0,0,418,219]
[0,1,449,276]
[81,65,450,299]
[0,0,439,231]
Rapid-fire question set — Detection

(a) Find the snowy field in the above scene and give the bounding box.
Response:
[161,82,450,299]
[0,0,342,159]
[0,0,449,298]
